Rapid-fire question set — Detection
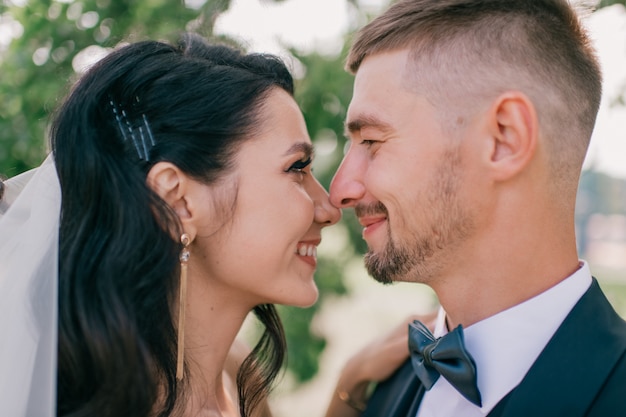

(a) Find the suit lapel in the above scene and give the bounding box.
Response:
[363,359,425,417]
[492,279,626,417]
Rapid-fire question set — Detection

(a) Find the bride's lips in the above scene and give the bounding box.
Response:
[296,238,321,268]
[358,216,387,239]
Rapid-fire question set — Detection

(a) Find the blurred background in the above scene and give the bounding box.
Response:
[1,1,625,416]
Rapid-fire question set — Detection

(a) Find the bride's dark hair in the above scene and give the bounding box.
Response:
[52,33,290,417]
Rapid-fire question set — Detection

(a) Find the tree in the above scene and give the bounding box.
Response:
[0,0,199,175]
[599,0,626,7]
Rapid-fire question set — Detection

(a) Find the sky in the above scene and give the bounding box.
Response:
[585,5,626,179]
[214,0,626,179]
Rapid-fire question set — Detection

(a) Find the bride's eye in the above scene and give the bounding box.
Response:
[287,157,312,175]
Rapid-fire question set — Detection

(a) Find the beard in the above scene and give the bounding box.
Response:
[358,146,474,284]
[363,233,414,285]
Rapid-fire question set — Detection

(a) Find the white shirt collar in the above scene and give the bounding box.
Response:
[417,261,593,417]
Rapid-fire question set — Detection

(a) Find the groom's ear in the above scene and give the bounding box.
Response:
[483,91,538,182]
[147,162,196,239]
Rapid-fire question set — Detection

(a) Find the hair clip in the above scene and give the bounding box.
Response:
[109,99,155,161]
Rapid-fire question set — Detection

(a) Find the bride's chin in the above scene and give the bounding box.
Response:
[287,287,319,308]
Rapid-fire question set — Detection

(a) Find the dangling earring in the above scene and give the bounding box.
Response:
[176,233,190,380]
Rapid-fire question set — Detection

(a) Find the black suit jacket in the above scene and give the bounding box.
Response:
[362,279,626,417]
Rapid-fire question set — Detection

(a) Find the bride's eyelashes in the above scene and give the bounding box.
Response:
[286,156,312,175]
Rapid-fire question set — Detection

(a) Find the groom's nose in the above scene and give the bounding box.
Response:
[329,144,367,209]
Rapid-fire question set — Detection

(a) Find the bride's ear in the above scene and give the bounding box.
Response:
[147,162,196,239]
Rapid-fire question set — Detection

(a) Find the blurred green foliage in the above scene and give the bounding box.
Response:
[599,0,626,7]
[0,1,200,175]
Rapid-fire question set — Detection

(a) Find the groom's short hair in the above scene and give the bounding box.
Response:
[346,0,602,190]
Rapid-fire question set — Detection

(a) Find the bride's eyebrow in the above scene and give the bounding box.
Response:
[284,142,314,159]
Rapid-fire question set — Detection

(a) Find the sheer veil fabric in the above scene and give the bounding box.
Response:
[0,154,59,416]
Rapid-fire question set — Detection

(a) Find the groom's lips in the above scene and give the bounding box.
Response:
[358,215,387,239]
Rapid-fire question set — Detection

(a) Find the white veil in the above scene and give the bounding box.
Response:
[0,154,59,417]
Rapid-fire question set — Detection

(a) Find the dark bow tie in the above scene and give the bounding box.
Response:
[409,320,482,406]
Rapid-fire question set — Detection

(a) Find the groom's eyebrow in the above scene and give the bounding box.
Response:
[345,114,392,137]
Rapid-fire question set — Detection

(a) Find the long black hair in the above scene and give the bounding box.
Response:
[52,33,291,417]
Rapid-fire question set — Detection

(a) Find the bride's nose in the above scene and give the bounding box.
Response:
[310,177,341,226]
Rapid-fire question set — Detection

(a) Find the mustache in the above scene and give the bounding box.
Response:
[355,201,388,218]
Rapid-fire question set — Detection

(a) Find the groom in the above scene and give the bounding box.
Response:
[329,0,626,416]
